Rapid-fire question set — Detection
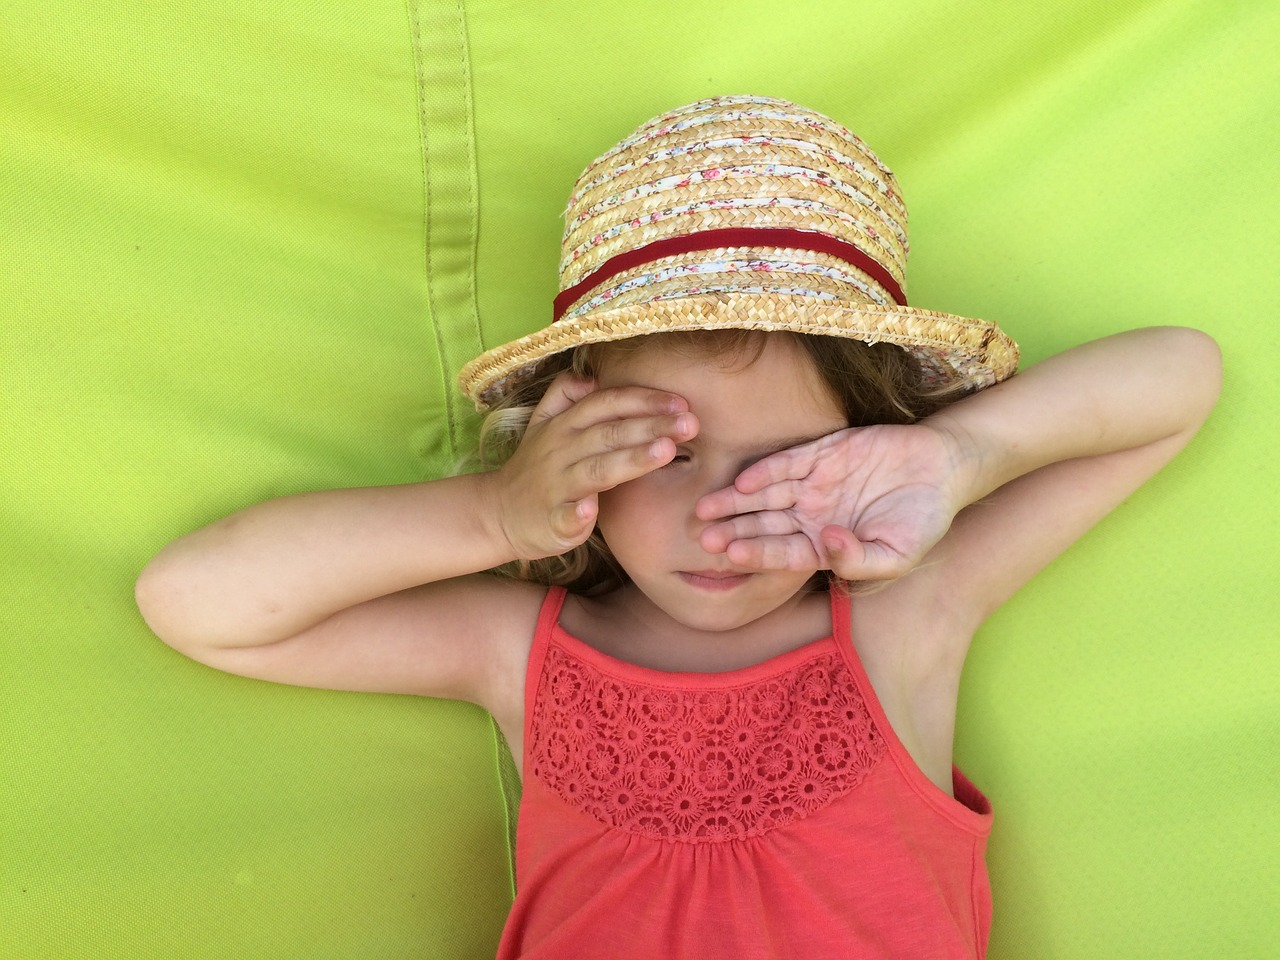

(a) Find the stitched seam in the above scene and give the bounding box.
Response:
[407,0,481,462]
[490,713,520,902]
[406,0,458,462]
[454,0,483,362]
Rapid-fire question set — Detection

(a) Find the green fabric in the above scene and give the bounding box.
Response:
[3,4,513,958]
[3,1,1275,957]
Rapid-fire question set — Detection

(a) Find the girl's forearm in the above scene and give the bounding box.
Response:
[929,326,1222,506]
[135,472,511,650]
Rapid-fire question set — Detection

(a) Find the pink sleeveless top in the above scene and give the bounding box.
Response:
[496,587,993,959]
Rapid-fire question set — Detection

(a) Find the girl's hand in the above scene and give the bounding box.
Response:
[695,423,972,581]
[494,374,698,560]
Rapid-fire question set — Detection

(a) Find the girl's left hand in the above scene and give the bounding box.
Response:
[695,423,971,581]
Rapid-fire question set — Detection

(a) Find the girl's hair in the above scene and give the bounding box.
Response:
[473,330,968,594]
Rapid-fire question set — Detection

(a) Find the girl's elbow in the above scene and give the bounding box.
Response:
[1162,327,1222,437]
[1183,327,1223,411]
[1170,325,1220,369]
[135,556,213,656]
[135,559,182,648]
[1154,326,1222,411]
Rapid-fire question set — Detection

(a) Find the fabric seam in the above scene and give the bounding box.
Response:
[406,0,482,463]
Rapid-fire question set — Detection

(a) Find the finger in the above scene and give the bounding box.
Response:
[820,525,913,582]
[566,437,680,497]
[731,444,818,494]
[558,383,691,431]
[546,496,599,549]
[699,511,802,554]
[530,373,599,425]
[724,534,821,572]
[581,410,698,455]
[695,481,799,522]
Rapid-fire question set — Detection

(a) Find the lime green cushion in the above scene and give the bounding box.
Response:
[4,1,1276,957]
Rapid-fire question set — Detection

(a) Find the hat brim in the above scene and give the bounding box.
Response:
[458,292,1018,410]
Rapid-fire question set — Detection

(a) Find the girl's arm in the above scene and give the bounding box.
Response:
[136,377,695,709]
[918,324,1221,624]
[138,476,521,653]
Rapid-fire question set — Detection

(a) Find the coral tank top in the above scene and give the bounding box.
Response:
[496,587,993,959]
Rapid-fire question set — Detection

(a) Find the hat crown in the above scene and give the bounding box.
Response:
[557,95,911,315]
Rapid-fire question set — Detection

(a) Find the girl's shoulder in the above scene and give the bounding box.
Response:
[297,571,549,765]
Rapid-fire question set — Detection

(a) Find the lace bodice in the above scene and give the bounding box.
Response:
[504,588,994,960]
[528,632,887,843]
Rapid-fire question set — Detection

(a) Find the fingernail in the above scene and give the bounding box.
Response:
[822,535,843,555]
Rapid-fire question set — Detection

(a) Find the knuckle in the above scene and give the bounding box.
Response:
[581,454,609,488]
[601,419,630,450]
[756,541,781,567]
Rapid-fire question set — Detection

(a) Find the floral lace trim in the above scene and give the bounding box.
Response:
[529,643,885,843]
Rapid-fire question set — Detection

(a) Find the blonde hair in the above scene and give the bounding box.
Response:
[473,330,968,594]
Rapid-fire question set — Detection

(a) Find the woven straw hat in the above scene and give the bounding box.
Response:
[459,94,1017,409]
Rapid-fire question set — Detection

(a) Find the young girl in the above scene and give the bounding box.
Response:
[136,96,1221,958]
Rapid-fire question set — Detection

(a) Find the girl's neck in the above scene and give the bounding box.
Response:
[560,582,834,674]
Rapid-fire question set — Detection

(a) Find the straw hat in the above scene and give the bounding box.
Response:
[459,94,1017,409]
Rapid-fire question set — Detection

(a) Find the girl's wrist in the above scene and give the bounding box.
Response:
[471,468,526,565]
[918,407,991,513]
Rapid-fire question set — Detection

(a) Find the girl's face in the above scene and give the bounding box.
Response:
[594,334,847,635]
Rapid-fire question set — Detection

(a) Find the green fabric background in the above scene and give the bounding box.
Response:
[3,1,1275,957]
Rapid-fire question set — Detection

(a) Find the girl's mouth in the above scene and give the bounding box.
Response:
[678,570,753,591]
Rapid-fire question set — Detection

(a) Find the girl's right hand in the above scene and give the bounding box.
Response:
[493,374,698,560]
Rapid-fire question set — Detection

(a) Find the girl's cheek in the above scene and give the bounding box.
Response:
[604,474,680,524]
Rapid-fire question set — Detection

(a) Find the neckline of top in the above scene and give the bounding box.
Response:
[545,586,852,689]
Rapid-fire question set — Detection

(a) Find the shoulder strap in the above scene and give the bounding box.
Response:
[522,586,567,765]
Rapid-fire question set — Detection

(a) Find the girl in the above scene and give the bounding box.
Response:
[136,96,1221,958]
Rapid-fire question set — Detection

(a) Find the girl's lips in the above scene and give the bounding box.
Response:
[678,570,753,591]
